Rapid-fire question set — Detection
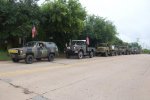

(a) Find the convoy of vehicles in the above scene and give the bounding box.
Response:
[8,40,141,64]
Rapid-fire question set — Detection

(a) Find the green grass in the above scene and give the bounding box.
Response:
[0,51,11,61]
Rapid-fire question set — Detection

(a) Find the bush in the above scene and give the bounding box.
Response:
[0,51,11,61]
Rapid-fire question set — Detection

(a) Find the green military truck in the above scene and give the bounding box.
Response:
[96,43,118,56]
[8,41,58,64]
[65,40,95,59]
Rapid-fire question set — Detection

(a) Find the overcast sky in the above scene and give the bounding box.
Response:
[39,0,150,49]
[79,0,150,49]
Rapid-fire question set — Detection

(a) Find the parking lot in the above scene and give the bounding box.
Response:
[0,54,150,100]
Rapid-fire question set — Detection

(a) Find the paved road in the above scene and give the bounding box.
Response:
[0,54,150,100]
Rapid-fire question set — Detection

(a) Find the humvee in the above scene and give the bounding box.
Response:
[65,40,95,59]
[8,41,58,64]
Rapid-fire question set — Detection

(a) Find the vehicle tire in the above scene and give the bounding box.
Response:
[78,51,83,59]
[36,58,41,61]
[89,51,94,58]
[105,51,108,57]
[25,55,34,64]
[12,58,19,63]
[110,52,113,56]
[115,52,118,56]
[95,53,98,56]
[48,53,54,61]
[112,52,115,56]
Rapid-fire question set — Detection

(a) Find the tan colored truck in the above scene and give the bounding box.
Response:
[96,43,118,56]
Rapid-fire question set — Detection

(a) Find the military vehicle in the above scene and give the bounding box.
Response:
[96,43,118,56]
[65,40,95,59]
[131,47,141,54]
[8,41,58,64]
[118,46,130,55]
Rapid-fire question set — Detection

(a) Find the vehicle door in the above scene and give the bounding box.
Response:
[37,43,48,58]
[81,41,87,54]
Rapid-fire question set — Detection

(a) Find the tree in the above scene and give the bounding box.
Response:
[40,0,86,51]
[113,36,124,45]
[0,0,40,49]
[129,42,142,49]
[81,15,118,46]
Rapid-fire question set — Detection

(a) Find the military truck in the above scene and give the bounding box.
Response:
[65,40,95,59]
[8,41,58,64]
[118,46,127,55]
[118,46,131,55]
[131,47,141,54]
[96,43,118,56]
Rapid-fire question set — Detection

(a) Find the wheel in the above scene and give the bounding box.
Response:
[89,51,94,58]
[112,52,115,56]
[110,52,113,56]
[25,55,34,64]
[12,58,19,63]
[115,52,117,56]
[48,53,54,61]
[78,51,83,59]
[36,58,41,61]
[104,51,108,57]
[95,53,98,56]
[113,52,115,56]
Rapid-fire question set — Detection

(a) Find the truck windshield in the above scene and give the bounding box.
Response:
[98,43,107,47]
[72,41,85,45]
[24,42,36,47]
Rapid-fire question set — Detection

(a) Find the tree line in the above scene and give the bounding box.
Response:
[0,0,141,51]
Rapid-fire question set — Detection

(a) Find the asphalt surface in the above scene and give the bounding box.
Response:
[0,54,150,100]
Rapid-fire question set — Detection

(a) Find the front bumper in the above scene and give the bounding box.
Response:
[66,50,78,55]
[96,50,106,54]
[9,53,26,60]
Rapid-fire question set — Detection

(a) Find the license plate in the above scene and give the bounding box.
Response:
[8,49,18,53]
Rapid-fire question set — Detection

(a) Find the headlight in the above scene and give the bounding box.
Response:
[67,47,70,49]
[74,46,78,51]
[20,50,23,54]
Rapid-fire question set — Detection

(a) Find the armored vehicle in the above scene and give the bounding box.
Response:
[65,40,95,59]
[8,41,58,64]
[96,43,118,56]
